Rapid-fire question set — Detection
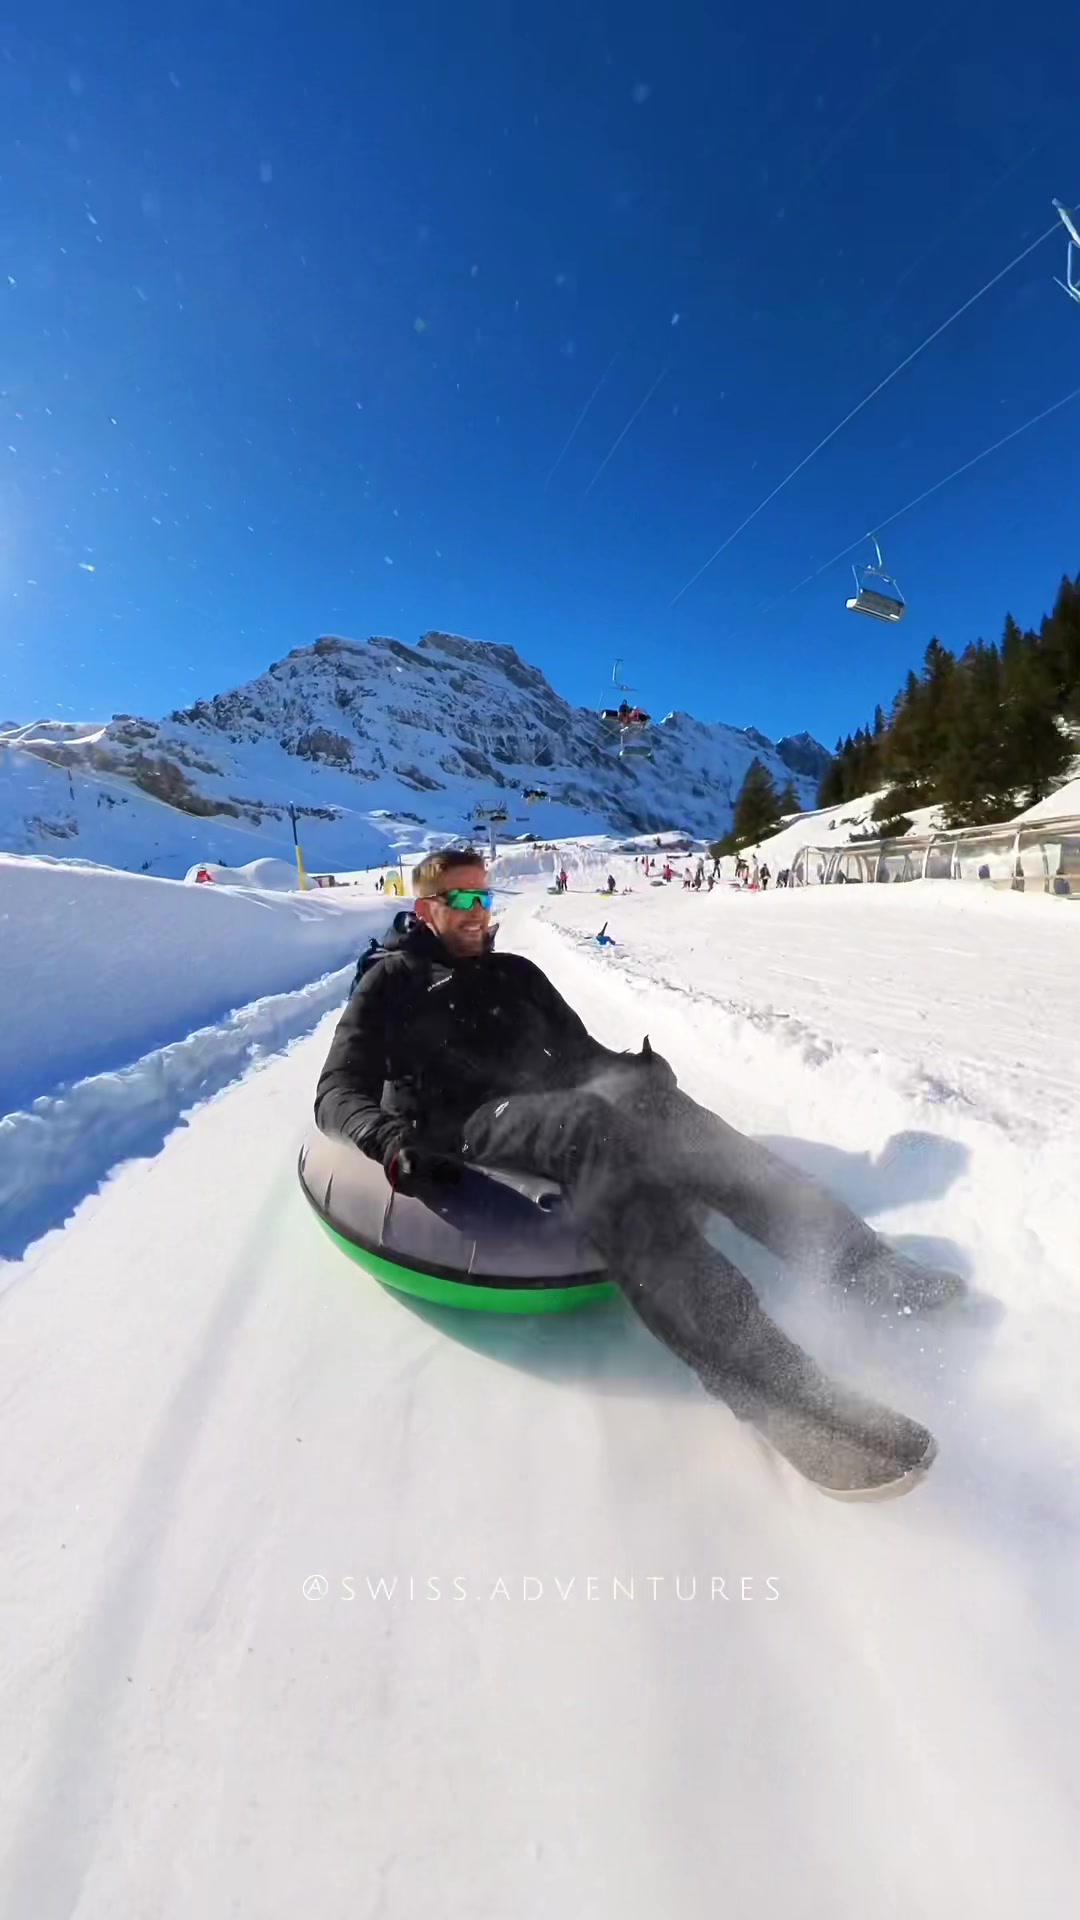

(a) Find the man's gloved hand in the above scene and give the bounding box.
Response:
[386,1145,464,1194]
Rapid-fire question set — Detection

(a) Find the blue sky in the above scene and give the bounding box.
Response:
[3,0,1079,748]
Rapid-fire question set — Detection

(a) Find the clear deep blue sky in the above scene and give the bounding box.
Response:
[3,0,1079,746]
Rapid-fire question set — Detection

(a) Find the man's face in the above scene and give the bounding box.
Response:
[415,862,491,959]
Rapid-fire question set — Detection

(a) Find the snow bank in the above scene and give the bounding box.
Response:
[183,856,302,891]
[0,966,355,1264]
[1016,773,1080,822]
[0,854,386,1111]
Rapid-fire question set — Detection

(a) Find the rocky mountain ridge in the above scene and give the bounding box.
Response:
[1,630,826,875]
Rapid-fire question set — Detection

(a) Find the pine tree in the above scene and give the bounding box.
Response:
[881,669,926,795]
[920,637,957,777]
[1039,574,1080,720]
[816,754,846,809]
[1000,620,1072,806]
[938,642,1013,826]
[778,778,801,816]
[731,757,783,846]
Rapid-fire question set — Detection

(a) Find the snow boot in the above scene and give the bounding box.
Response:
[838,1245,967,1313]
[742,1373,938,1500]
[705,1325,938,1499]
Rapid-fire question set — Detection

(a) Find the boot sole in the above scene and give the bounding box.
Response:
[816,1433,938,1502]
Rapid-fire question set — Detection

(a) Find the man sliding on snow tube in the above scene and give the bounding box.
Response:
[315,847,963,1497]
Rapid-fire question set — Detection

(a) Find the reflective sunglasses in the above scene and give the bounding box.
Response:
[434,887,493,911]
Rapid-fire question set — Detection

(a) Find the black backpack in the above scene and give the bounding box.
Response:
[348,911,417,997]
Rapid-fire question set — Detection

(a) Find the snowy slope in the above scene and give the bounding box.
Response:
[733,795,944,873]
[1016,770,1080,821]
[1,871,1078,1918]
[0,632,822,876]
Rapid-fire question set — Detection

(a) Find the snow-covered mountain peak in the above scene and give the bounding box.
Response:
[1,629,827,878]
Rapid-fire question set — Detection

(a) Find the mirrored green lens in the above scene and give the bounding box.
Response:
[444,888,492,910]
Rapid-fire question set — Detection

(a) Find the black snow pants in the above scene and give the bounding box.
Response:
[460,1064,881,1415]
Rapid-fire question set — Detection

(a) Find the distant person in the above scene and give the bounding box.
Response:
[315,845,963,1498]
[760,863,770,890]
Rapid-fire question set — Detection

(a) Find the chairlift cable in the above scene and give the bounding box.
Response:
[668,212,1068,608]
[543,352,618,491]
[583,367,667,497]
[757,381,1080,617]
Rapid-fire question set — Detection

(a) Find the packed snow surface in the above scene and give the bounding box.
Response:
[2,858,1078,1918]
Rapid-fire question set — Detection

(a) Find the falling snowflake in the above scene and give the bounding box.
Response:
[259,161,273,183]
[79,561,96,572]
[671,313,681,326]
[384,555,393,566]
[632,82,652,104]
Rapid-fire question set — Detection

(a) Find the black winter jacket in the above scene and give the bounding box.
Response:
[314,921,620,1161]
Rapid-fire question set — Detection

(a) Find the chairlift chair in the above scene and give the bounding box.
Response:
[599,658,634,724]
[1052,199,1080,304]
[846,536,906,622]
[599,656,653,755]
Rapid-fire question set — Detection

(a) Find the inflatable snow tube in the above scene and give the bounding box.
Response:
[298,1131,616,1314]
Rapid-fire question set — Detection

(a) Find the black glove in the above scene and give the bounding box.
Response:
[386,1145,464,1194]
